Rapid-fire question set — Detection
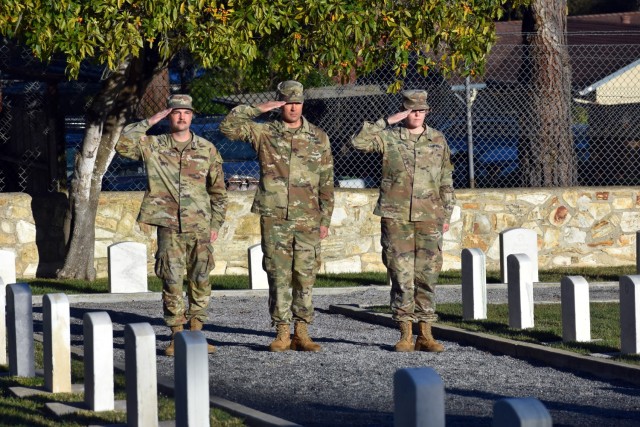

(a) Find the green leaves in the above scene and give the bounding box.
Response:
[0,0,527,87]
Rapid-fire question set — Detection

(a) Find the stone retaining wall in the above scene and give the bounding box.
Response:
[2,187,638,278]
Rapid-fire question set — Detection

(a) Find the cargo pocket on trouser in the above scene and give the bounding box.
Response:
[156,248,185,326]
[414,221,442,322]
[292,234,319,324]
[187,242,214,322]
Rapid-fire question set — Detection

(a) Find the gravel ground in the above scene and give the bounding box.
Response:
[33,283,640,426]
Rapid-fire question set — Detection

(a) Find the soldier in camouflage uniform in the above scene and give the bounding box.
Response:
[351,90,455,352]
[220,80,334,352]
[115,94,227,356]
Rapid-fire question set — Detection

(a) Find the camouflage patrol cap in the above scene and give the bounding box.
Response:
[167,94,194,110]
[276,80,304,103]
[401,90,429,111]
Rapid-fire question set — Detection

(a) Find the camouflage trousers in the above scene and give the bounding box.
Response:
[261,216,321,326]
[381,217,443,323]
[155,226,215,327]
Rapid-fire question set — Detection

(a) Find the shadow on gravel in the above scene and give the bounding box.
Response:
[445,414,492,427]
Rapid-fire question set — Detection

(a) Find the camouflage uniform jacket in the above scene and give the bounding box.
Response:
[219,105,334,227]
[351,118,455,222]
[115,120,227,234]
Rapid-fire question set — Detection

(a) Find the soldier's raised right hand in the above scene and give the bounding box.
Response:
[256,101,287,113]
[387,109,412,125]
[148,108,173,126]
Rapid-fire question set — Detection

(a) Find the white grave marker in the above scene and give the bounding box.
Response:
[620,275,640,354]
[248,244,269,290]
[394,367,445,427]
[108,242,148,293]
[124,323,158,427]
[493,397,552,427]
[0,249,16,365]
[461,248,487,320]
[84,312,114,411]
[560,276,591,342]
[7,283,34,377]
[500,228,538,283]
[43,293,71,393]
[507,254,534,329]
[175,331,210,426]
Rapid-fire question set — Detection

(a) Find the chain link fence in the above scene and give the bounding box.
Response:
[2,33,640,192]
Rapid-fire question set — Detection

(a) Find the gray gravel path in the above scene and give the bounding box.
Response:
[34,283,640,426]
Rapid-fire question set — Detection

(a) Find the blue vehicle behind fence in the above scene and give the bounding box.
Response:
[65,116,260,191]
[440,118,589,188]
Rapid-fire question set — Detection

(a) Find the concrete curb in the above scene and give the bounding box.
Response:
[28,281,621,305]
[30,285,395,305]
[329,303,640,388]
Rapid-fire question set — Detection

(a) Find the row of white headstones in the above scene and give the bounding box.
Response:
[1,284,554,427]
[2,285,210,425]
[461,246,640,355]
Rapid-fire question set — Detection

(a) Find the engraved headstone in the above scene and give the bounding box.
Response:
[500,228,538,283]
[108,242,148,293]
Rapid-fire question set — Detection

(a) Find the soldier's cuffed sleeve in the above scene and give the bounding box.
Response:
[350,118,388,153]
[115,120,152,160]
[208,151,228,232]
[219,105,265,150]
[319,134,335,228]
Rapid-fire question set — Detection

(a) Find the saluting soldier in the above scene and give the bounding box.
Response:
[116,94,228,356]
[220,80,334,352]
[351,90,455,352]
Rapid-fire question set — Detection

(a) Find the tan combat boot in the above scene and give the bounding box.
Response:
[394,321,414,352]
[290,322,321,352]
[269,323,291,352]
[164,325,183,357]
[414,322,444,352]
[189,318,216,354]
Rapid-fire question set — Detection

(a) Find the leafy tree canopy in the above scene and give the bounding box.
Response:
[1,0,528,92]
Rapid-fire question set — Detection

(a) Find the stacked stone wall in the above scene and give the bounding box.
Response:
[1,187,638,278]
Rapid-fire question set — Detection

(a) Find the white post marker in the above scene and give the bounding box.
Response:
[461,248,487,320]
[84,312,114,411]
[560,276,591,342]
[43,293,71,393]
[394,367,445,427]
[248,244,269,290]
[124,323,158,427]
[175,331,210,426]
[507,254,534,329]
[493,397,552,427]
[7,283,35,377]
[0,249,16,366]
[620,275,640,354]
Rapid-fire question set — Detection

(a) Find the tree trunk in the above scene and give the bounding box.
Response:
[58,51,162,280]
[520,0,576,187]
